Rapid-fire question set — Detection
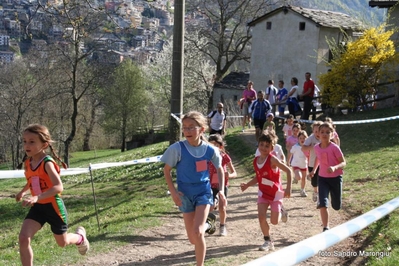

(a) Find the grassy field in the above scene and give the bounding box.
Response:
[0,107,398,265]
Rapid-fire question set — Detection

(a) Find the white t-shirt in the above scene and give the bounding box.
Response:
[255,144,285,162]
[208,111,226,131]
[289,85,299,99]
[266,85,278,105]
[290,144,308,169]
[303,133,320,165]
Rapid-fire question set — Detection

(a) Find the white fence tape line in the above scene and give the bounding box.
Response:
[274,115,399,125]
[171,113,182,124]
[89,156,162,170]
[242,196,399,266]
[0,156,162,179]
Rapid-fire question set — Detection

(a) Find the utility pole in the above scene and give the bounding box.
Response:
[169,0,185,144]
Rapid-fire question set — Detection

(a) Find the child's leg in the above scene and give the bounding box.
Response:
[330,176,343,211]
[53,231,81,247]
[182,204,209,266]
[320,207,329,228]
[300,169,307,190]
[294,169,301,181]
[219,188,227,225]
[19,219,42,266]
[257,203,270,236]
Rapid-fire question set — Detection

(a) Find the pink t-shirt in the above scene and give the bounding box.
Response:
[242,88,257,103]
[285,135,298,152]
[314,142,344,178]
[283,124,293,138]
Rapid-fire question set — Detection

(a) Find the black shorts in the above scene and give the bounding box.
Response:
[212,186,228,202]
[25,201,69,235]
[253,119,266,129]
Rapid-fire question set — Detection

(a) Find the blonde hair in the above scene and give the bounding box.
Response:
[298,130,308,139]
[23,124,67,169]
[312,121,323,129]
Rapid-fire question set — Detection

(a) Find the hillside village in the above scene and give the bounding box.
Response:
[0,0,176,65]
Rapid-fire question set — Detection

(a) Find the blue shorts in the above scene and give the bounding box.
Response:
[179,191,213,213]
[317,176,342,210]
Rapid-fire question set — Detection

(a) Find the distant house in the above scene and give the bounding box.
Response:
[247,5,363,93]
[212,71,249,113]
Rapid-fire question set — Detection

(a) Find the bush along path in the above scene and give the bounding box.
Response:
[78,129,357,266]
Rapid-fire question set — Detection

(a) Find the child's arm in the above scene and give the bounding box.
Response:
[226,161,237,179]
[16,183,30,202]
[217,166,227,206]
[272,157,292,198]
[310,157,319,177]
[329,156,346,173]
[164,164,182,206]
[240,176,258,192]
[22,162,64,207]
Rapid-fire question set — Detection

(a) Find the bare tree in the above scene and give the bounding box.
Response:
[185,0,276,82]
[36,0,111,165]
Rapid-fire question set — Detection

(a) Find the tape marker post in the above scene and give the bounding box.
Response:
[274,115,399,125]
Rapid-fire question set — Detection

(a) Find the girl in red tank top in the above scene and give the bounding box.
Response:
[241,131,293,251]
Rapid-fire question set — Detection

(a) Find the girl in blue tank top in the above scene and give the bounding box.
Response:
[161,111,226,266]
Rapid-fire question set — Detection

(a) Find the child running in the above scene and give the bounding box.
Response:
[282,114,295,139]
[288,130,309,197]
[241,131,292,252]
[263,113,275,132]
[285,123,301,169]
[302,121,322,203]
[310,122,346,232]
[161,111,226,266]
[16,124,89,266]
[208,134,237,236]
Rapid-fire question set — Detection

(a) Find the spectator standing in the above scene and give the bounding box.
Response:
[276,80,288,117]
[286,77,301,117]
[207,102,227,135]
[241,81,257,132]
[265,80,278,116]
[249,91,272,143]
[300,72,315,120]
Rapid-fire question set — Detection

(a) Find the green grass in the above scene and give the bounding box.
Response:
[0,107,398,265]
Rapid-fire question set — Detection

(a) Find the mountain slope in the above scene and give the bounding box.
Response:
[296,0,387,26]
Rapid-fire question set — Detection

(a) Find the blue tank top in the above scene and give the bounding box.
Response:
[176,141,214,196]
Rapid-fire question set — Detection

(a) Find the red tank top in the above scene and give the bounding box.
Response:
[253,155,283,201]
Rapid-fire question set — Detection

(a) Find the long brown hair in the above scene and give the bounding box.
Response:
[24,124,67,169]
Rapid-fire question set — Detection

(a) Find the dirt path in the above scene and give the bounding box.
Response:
[78,129,357,266]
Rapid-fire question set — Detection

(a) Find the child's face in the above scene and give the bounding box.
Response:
[292,127,300,136]
[298,134,306,145]
[313,126,320,138]
[23,131,47,158]
[258,141,274,156]
[182,118,203,143]
[319,126,333,142]
[287,119,293,125]
[267,115,273,121]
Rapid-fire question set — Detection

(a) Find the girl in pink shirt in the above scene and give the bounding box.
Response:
[310,122,346,232]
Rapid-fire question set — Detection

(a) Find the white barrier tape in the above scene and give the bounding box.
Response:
[275,115,399,125]
[171,113,182,124]
[0,156,162,179]
[242,196,399,266]
[89,155,162,170]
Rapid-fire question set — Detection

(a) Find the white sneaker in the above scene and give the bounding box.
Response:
[312,192,318,202]
[300,190,308,197]
[219,225,227,236]
[259,240,275,251]
[281,207,288,223]
[76,226,90,255]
